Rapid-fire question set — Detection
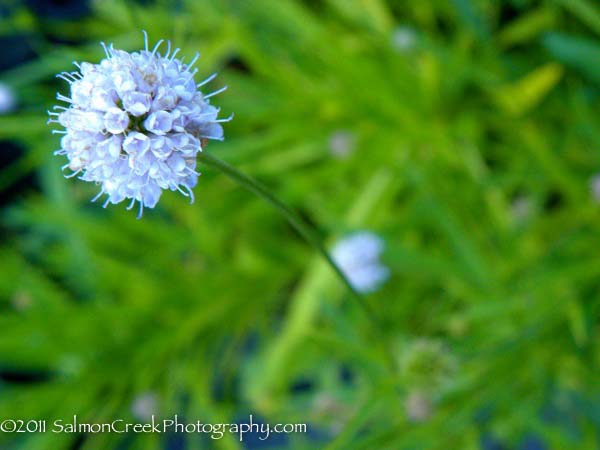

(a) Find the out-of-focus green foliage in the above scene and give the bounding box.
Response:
[0,0,599,448]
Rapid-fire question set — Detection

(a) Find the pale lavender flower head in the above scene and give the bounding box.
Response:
[48,32,232,218]
[331,231,389,294]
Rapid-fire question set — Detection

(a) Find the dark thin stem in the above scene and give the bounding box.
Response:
[197,151,381,327]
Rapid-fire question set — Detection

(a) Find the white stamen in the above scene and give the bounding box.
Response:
[175,185,189,197]
[170,48,180,61]
[187,52,200,69]
[214,113,234,123]
[151,39,164,56]
[197,72,217,87]
[204,86,227,99]
[57,75,73,84]
[183,184,195,204]
[91,189,105,202]
[56,94,73,103]
[100,42,111,58]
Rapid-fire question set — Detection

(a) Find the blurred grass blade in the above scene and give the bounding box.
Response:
[554,0,600,36]
[493,63,563,116]
[326,0,393,33]
[452,0,490,40]
[498,7,557,48]
[543,32,600,83]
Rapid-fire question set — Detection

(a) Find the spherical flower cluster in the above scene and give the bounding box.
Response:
[331,231,389,294]
[48,32,231,218]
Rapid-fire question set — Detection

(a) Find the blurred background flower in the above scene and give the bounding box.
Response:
[0,0,599,449]
[0,83,16,114]
[331,231,389,293]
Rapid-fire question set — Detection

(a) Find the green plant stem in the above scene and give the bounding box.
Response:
[197,151,381,327]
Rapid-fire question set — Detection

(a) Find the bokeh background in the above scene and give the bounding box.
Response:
[1,0,600,448]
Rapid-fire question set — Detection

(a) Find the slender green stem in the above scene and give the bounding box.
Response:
[197,151,381,326]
